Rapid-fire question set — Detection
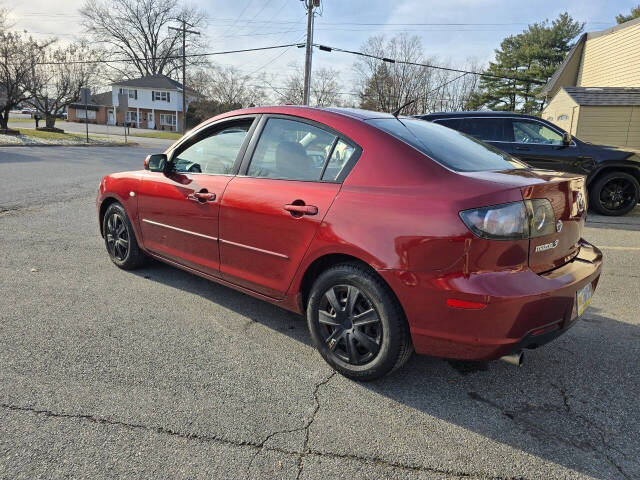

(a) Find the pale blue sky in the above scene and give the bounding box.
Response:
[4,0,638,96]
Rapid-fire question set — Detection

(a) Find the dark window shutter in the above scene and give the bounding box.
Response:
[167,92,170,102]
[152,91,155,101]
[134,90,138,100]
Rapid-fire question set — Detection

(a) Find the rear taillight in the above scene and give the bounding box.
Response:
[459,199,555,241]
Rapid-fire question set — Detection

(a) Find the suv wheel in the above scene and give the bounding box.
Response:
[306,263,413,381]
[590,171,639,216]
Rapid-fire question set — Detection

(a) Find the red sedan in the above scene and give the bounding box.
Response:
[97,106,602,380]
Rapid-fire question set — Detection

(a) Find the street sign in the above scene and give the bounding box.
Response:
[118,93,128,111]
[80,87,91,105]
[80,87,91,143]
[117,93,129,143]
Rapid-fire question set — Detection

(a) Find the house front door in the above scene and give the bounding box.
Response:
[107,110,114,125]
[147,112,155,129]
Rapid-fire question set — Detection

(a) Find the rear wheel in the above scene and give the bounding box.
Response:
[102,202,146,270]
[590,171,639,216]
[306,263,412,381]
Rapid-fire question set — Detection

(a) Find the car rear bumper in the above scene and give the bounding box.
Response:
[379,239,602,361]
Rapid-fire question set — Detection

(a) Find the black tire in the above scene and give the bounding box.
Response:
[306,263,413,381]
[102,202,146,270]
[589,171,639,216]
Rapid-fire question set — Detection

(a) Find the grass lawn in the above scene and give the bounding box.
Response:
[131,131,182,140]
[0,128,125,145]
[8,117,68,124]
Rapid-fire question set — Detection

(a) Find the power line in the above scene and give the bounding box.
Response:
[18,43,305,67]
[313,43,546,85]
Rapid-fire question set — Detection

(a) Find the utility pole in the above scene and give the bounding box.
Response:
[169,20,200,133]
[303,0,318,106]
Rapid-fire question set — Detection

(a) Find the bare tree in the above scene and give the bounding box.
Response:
[280,66,343,106]
[0,32,51,131]
[79,0,207,79]
[26,42,100,129]
[355,34,433,115]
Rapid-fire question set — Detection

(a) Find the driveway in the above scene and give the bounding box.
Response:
[1,146,639,479]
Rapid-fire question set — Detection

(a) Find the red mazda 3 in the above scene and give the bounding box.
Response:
[97,106,602,380]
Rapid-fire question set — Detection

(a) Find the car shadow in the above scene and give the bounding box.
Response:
[132,261,639,479]
[586,205,640,231]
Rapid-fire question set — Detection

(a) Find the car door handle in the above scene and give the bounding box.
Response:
[515,146,530,151]
[188,191,216,202]
[284,204,318,216]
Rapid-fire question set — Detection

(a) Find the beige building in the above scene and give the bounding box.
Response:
[540,17,640,149]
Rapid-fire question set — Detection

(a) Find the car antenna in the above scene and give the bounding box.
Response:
[391,98,418,118]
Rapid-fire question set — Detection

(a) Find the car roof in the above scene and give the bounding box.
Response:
[417,111,542,121]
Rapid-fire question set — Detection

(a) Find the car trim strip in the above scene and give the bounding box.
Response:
[141,219,218,241]
[220,238,289,260]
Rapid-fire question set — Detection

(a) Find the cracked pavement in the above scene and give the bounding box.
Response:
[1,146,639,479]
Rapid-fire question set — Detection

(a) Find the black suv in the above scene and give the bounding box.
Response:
[417,111,640,216]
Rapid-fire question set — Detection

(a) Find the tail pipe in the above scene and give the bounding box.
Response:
[500,351,524,367]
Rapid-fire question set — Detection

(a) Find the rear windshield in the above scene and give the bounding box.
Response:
[368,118,527,172]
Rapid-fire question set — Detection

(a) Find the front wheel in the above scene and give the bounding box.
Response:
[589,171,639,216]
[102,202,146,270]
[306,263,413,381]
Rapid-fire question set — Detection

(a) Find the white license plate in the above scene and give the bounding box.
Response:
[576,282,594,317]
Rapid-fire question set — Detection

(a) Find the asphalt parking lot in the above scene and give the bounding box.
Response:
[1,146,639,480]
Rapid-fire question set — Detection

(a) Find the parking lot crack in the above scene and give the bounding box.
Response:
[295,370,337,479]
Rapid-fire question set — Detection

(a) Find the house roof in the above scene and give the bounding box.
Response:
[563,87,640,106]
[112,74,183,90]
[540,16,640,99]
[69,90,112,110]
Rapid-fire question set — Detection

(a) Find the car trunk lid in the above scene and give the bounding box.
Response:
[520,171,587,273]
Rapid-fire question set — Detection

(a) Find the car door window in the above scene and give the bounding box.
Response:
[247,118,336,181]
[173,122,252,174]
[512,120,563,145]
[322,140,356,181]
[459,118,511,142]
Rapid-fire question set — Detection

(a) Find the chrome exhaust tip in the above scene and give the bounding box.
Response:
[499,351,524,367]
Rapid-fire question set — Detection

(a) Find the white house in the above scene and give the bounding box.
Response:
[70,74,197,132]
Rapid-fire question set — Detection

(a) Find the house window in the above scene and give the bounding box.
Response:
[160,114,176,126]
[125,111,138,123]
[153,91,170,102]
[118,88,138,100]
[557,114,569,121]
[76,109,96,120]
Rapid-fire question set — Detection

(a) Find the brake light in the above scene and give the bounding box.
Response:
[459,199,555,240]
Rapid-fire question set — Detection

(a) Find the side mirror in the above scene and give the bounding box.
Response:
[562,132,572,145]
[144,154,168,172]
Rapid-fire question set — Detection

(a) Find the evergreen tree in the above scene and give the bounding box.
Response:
[616,5,640,24]
[467,13,583,114]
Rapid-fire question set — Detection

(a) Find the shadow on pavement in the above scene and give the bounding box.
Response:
[132,261,639,479]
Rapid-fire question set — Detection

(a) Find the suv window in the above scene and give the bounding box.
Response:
[458,118,511,142]
[512,119,563,145]
[247,118,336,181]
[173,122,252,174]
[368,118,527,172]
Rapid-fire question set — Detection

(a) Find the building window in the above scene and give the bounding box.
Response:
[557,114,569,121]
[125,111,138,123]
[153,91,170,102]
[118,88,138,99]
[160,114,176,126]
[76,109,96,120]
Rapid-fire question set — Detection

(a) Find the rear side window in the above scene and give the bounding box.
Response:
[458,118,511,142]
[368,118,527,172]
[322,140,356,181]
[247,118,336,181]
[433,118,462,130]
